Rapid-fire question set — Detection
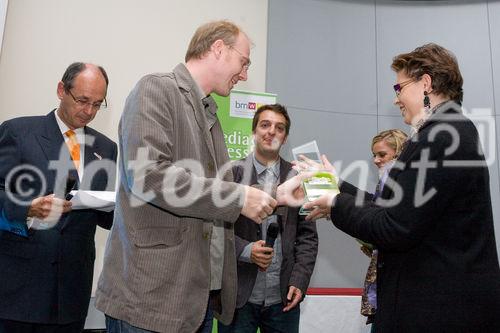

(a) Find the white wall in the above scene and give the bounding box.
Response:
[0,0,269,132]
[0,0,7,56]
[0,0,269,295]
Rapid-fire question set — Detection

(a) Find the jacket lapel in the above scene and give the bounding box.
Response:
[173,64,217,164]
[35,111,78,195]
[36,110,68,166]
[189,94,217,161]
[278,158,294,228]
[81,127,100,190]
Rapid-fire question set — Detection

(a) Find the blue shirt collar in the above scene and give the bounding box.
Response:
[252,153,280,178]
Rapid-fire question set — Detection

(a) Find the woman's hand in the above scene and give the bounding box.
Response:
[302,192,337,221]
[292,154,339,183]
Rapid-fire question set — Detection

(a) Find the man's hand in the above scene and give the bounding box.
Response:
[283,286,303,312]
[276,171,314,207]
[250,240,274,271]
[241,186,277,224]
[27,194,72,222]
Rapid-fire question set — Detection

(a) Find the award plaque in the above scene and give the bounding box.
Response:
[299,170,339,215]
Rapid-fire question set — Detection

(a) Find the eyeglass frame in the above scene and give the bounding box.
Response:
[393,78,417,97]
[65,88,107,110]
[228,45,251,71]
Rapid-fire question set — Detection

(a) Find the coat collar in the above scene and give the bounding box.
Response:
[398,102,462,165]
[38,110,69,164]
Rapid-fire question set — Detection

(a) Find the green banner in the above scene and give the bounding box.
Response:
[214,90,277,160]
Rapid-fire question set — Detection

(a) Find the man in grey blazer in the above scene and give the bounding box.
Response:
[219,104,318,333]
[95,21,278,333]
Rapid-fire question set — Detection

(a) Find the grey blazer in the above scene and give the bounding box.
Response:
[232,156,318,308]
[95,64,245,333]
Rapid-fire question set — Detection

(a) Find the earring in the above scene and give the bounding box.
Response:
[423,91,431,110]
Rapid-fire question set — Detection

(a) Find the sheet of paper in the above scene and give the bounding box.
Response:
[70,190,116,212]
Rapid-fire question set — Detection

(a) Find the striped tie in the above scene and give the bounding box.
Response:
[65,130,80,170]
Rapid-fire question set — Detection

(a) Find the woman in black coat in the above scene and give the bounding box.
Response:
[303,43,500,332]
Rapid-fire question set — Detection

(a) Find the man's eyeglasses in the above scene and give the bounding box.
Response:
[228,45,251,71]
[66,89,107,110]
[393,79,416,97]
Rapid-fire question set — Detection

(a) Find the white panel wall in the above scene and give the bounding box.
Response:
[0,0,269,136]
[0,0,6,56]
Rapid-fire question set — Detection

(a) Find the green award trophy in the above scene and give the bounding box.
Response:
[299,170,339,215]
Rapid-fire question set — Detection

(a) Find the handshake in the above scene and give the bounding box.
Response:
[240,154,339,224]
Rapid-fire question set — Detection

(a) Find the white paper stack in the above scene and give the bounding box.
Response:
[69,190,116,212]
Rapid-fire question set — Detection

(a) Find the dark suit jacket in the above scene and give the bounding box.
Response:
[0,110,117,324]
[232,156,318,308]
[333,105,500,332]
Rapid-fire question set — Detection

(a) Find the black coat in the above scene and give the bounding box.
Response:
[0,111,117,324]
[333,105,500,332]
[232,156,318,308]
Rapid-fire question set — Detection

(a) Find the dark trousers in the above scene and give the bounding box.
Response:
[196,292,214,333]
[218,302,300,333]
[0,318,85,333]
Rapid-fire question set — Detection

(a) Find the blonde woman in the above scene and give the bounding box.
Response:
[361,129,407,329]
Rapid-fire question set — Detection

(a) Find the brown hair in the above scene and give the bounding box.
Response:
[372,129,408,158]
[391,43,463,104]
[252,104,291,136]
[185,20,242,62]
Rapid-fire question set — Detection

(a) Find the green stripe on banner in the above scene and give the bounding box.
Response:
[212,319,261,332]
[214,90,277,160]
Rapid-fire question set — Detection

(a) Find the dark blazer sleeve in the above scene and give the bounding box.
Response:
[0,121,31,223]
[93,138,118,230]
[339,179,374,202]
[235,233,251,259]
[331,115,479,251]
[288,213,318,294]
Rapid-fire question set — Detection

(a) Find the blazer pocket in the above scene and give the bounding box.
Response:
[133,227,183,249]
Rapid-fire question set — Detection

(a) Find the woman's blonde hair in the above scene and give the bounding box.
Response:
[372,129,408,158]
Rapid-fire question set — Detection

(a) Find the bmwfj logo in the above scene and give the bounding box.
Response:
[234,101,262,110]
[234,100,253,110]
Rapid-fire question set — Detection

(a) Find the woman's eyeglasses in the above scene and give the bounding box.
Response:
[393,79,416,97]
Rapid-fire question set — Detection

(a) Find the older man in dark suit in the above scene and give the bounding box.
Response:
[219,104,318,333]
[0,62,117,333]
